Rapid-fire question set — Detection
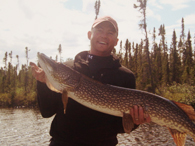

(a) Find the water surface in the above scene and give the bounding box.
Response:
[0,108,195,146]
[0,108,53,146]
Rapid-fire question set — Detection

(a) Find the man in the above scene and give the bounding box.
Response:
[30,16,151,146]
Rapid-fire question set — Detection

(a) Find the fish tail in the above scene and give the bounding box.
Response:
[172,101,195,121]
[168,128,186,146]
[170,101,195,145]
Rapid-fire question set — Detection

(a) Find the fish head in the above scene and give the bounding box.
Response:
[37,52,80,93]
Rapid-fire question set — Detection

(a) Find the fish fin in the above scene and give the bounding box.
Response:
[62,90,69,114]
[122,113,134,134]
[172,101,195,121]
[168,128,186,146]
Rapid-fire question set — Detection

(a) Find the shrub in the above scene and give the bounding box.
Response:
[0,93,11,106]
[157,82,195,107]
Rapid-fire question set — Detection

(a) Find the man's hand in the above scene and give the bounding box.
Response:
[130,105,151,125]
[30,62,46,83]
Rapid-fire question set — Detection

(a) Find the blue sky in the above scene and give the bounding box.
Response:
[0,0,195,68]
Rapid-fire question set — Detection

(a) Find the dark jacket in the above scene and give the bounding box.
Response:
[37,51,137,146]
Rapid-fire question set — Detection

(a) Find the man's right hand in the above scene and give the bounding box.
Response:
[30,62,46,83]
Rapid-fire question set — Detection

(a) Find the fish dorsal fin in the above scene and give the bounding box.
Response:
[168,128,186,146]
[172,101,195,121]
[122,113,134,134]
[62,90,69,114]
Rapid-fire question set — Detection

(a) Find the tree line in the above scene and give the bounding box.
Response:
[0,0,195,107]
[117,18,194,92]
[0,47,37,107]
[0,17,194,107]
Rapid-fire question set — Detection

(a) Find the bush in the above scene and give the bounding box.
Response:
[0,93,11,106]
[10,87,37,107]
[157,82,195,107]
[14,87,25,106]
[25,91,37,106]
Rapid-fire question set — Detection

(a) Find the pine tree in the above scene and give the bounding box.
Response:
[130,42,136,73]
[134,0,154,92]
[170,30,181,83]
[128,42,132,69]
[2,52,8,93]
[180,17,186,62]
[182,31,193,84]
[118,41,123,63]
[94,0,101,20]
[58,44,62,62]
[16,55,19,73]
[124,39,130,67]
[152,27,162,87]
[3,52,8,71]
[136,40,144,90]
[25,47,30,95]
[158,25,169,85]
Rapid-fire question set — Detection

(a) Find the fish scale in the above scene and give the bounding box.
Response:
[73,69,195,134]
[38,52,195,146]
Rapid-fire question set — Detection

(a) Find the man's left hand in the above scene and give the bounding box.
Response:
[130,105,151,125]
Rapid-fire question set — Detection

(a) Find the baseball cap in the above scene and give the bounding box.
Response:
[92,16,118,34]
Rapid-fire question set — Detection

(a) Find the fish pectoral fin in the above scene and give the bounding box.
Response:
[62,90,69,114]
[122,113,134,134]
[172,101,195,121]
[168,128,186,146]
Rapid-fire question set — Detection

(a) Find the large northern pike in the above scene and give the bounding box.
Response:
[37,52,195,146]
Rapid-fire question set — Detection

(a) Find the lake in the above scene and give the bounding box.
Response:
[0,108,195,146]
[0,108,53,146]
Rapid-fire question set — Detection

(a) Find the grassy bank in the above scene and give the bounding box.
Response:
[1,83,195,108]
[0,87,37,107]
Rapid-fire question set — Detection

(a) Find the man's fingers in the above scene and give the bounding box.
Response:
[130,107,137,124]
[30,62,36,67]
[30,62,39,73]
[130,105,151,125]
[130,105,140,124]
[130,107,134,119]
[145,113,151,123]
[29,62,46,83]
[30,62,43,73]
[139,106,144,122]
[134,105,139,124]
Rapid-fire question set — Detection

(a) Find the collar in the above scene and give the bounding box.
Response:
[74,51,121,69]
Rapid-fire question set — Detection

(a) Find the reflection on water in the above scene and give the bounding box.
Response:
[0,108,195,146]
[0,108,53,146]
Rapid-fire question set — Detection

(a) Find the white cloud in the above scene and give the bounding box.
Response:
[184,14,195,25]
[159,0,190,10]
[147,7,161,21]
[82,0,94,13]
[0,0,94,66]
[148,0,163,9]
[0,0,194,68]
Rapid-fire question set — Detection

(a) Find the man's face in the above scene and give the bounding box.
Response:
[88,21,118,56]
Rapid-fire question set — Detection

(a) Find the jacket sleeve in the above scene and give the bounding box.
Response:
[37,81,62,118]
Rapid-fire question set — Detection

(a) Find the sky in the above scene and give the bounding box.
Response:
[0,0,195,68]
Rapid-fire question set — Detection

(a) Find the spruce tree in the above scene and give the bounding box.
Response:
[134,0,154,92]
[170,30,181,83]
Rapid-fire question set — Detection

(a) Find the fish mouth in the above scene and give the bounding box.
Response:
[37,52,57,72]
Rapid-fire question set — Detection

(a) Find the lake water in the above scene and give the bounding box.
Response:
[0,108,195,146]
[0,108,53,146]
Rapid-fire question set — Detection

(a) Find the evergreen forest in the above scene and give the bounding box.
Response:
[0,0,195,108]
